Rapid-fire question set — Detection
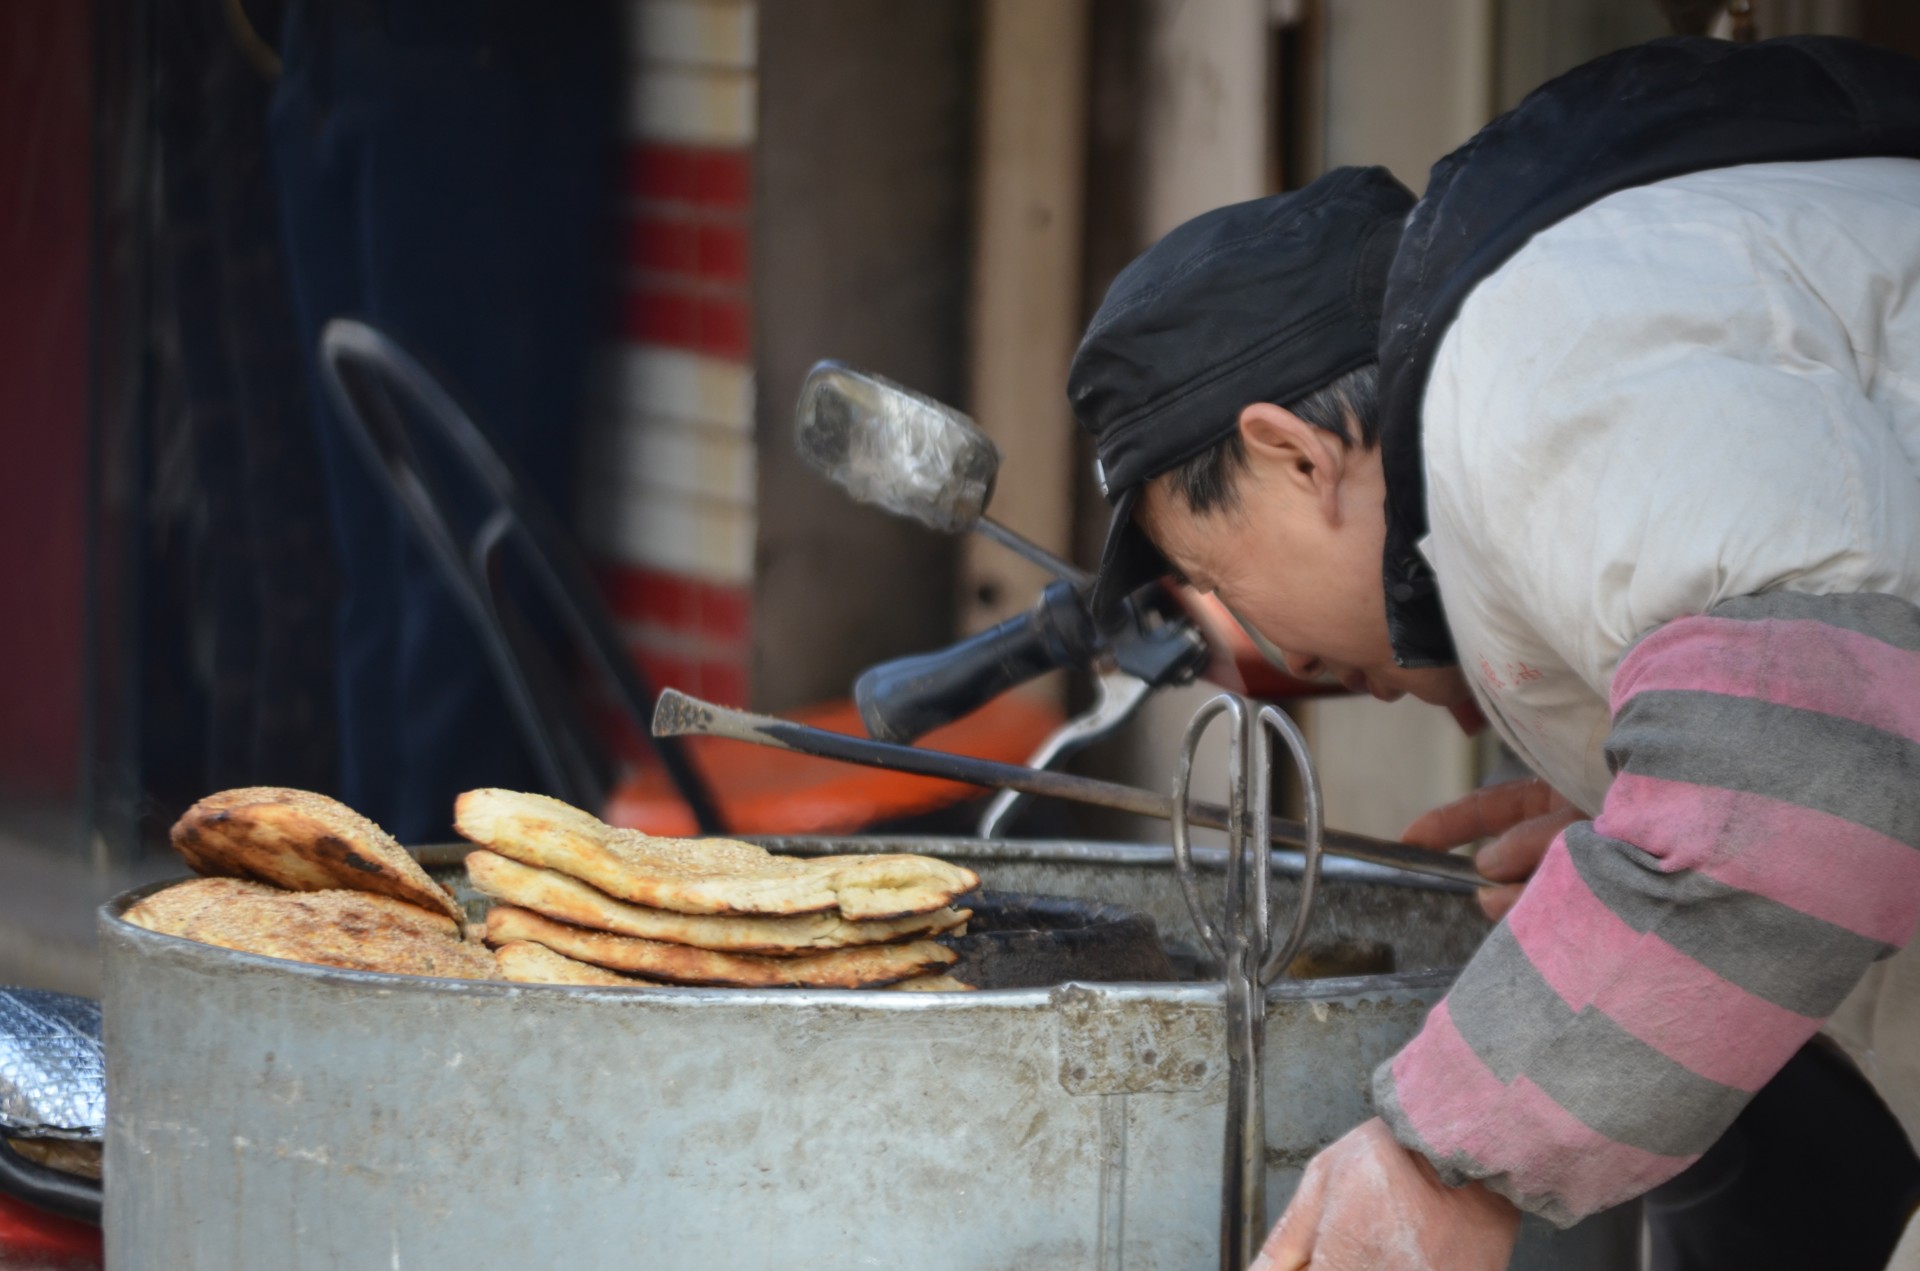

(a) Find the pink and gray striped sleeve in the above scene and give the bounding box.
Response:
[1374,591,1920,1226]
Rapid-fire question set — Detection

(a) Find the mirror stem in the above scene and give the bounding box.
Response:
[976,517,1091,589]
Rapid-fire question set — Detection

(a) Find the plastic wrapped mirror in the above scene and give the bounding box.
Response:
[794,361,1000,534]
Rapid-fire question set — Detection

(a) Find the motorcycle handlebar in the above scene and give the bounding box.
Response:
[854,581,1098,744]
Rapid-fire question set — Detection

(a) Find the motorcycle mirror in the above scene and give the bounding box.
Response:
[794,361,1000,534]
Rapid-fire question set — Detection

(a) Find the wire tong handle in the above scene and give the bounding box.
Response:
[1170,694,1326,1271]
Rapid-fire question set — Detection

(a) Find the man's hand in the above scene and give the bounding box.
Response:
[1253,1119,1520,1271]
[1401,778,1581,921]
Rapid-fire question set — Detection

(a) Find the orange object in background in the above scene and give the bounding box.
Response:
[605,693,1062,837]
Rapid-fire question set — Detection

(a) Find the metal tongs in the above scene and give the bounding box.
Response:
[1171,694,1322,1270]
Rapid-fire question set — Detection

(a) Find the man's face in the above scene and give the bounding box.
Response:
[1135,403,1470,707]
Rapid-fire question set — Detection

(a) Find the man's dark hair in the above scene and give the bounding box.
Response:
[1167,362,1380,514]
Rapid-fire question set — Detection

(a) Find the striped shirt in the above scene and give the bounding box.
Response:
[1378,593,1920,1224]
[1382,159,1920,1223]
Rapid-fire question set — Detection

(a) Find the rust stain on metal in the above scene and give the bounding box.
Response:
[1053,984,1221,1095]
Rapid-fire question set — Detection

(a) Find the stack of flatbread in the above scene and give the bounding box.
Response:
[457,789,979,991]
[123,786,986,993]
[125,788,496,979]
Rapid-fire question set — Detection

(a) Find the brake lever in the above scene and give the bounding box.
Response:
[978,670,1153,838]
[979,586,1209,837]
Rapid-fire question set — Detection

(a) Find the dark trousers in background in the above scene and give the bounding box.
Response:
[268,0,616,842]
[1647,1040,1920,1271]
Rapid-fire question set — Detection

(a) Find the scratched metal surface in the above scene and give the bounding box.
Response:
[100,872,1633,1269]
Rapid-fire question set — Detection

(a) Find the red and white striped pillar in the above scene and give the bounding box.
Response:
[581,0,758,744]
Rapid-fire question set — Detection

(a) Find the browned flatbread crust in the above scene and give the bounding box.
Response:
[485,905,956,988]
[6,1138,102,1180]
[171,787,461,922]
[465,850,970,953]
[494,941,665,987]
[495,940,973,993]
[125,878,495,980]
[455,789,978,919]
[885,974,976,993]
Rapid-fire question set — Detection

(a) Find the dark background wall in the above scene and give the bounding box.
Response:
[0,1,91,800]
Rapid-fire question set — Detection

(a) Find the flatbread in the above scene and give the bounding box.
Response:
[171,787,461,923]
[465,850,970,953]
[496,940,974,993]
[494,941,664,987]
[125,878,496,980]
[456,789,978,920]
[6,1138,102,1180]
[886,974,975,993]
[485,905,957,988]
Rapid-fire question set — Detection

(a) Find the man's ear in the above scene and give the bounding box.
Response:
[1237,402,1348,525]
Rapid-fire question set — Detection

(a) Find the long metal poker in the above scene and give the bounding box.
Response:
[652,689,1483,887]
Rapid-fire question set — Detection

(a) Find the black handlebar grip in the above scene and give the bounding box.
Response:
[855,582,1097,744]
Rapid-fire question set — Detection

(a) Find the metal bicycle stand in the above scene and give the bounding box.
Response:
[1170,693,1327,1271]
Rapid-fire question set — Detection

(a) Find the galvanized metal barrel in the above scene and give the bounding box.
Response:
[100,839,1639,1269]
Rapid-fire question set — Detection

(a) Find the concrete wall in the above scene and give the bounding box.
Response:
[959,0,1090,648]
[750,0,979,712]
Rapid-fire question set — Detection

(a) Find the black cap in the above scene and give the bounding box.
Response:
[1069,166,1414,619]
